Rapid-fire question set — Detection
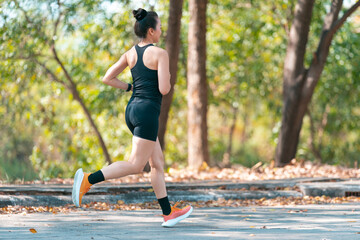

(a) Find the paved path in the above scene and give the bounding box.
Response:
[1,204,360,240]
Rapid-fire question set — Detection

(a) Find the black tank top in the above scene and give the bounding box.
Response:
[130,44,162,105]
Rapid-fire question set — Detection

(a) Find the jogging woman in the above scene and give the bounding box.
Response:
[72,8,193,227]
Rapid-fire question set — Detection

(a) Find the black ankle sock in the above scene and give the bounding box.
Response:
[88,170,105,185]
[158,196,171,215]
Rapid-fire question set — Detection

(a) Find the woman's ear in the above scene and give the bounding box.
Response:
[148,28,155,36]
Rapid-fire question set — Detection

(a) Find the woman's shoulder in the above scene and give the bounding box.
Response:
[148,45,168,56]
[124,46,136,57]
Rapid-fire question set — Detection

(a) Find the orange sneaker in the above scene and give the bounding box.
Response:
[72,168,92,207]
[162,202,193,227]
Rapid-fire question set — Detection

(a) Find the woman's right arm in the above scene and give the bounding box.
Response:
[102,53,130,90]
[157,49,171,95]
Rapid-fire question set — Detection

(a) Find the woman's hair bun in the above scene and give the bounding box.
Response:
[132,9,158,38]
[133,8,148,21]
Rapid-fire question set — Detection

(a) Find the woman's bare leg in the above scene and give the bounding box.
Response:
[101,136,156,180]
[149,138,167,199]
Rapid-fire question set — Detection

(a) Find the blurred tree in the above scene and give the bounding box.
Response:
[275,0,360,166]
[206,0,289,168]
[1,0,359,181]
[158,0,184,150]
[0,0,112,165]
[300,19,360,166]
[187,0,209,169]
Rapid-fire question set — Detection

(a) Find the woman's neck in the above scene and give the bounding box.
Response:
[139,39,154,46]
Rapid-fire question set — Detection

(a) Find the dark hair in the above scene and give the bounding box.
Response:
[132,8,158,38]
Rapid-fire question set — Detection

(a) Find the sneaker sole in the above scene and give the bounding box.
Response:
[72,168,84,207]
[162,206,193,227]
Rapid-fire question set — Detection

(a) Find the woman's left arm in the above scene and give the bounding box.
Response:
[102,53,131,90]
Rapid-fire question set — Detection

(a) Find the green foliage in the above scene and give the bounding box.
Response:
[0,0,359,181]
[205,0,289,167]
[0,0,136,180]
[299,20,360,166]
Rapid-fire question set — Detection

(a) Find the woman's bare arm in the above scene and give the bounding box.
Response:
[102,53,131,90]
[157,49,171,95]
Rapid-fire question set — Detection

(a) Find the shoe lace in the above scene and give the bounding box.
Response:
[172,202,181,211]
[159,202,183,217]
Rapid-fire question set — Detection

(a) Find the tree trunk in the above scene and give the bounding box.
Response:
[187,0,209,170]
[70,88,112,165]
[307,109,323,163]
[307,104,329,163]
[51,6,112,166]
[275,0,360,166]
[241,103,249,144]
[38,45,113,166]
[221,105,238,168]
[158,0,184,150]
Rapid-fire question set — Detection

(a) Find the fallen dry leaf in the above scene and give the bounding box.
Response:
[29,228,37,233]
[2,160,360,215]
[2,196,360,215]
[6,159,360,185]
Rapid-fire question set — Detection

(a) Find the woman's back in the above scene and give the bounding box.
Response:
[128,44,162,104]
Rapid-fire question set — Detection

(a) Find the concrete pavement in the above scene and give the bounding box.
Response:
[1,204,360,239]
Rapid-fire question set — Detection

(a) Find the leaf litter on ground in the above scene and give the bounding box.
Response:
[1,195,360,215]
[2,159,360,214]
[6,159,360,185]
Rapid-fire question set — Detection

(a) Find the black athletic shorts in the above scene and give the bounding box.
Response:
[125,97,160,142]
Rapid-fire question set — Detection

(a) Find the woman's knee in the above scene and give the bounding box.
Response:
[129,161,147,174]
[149,155,164,170]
